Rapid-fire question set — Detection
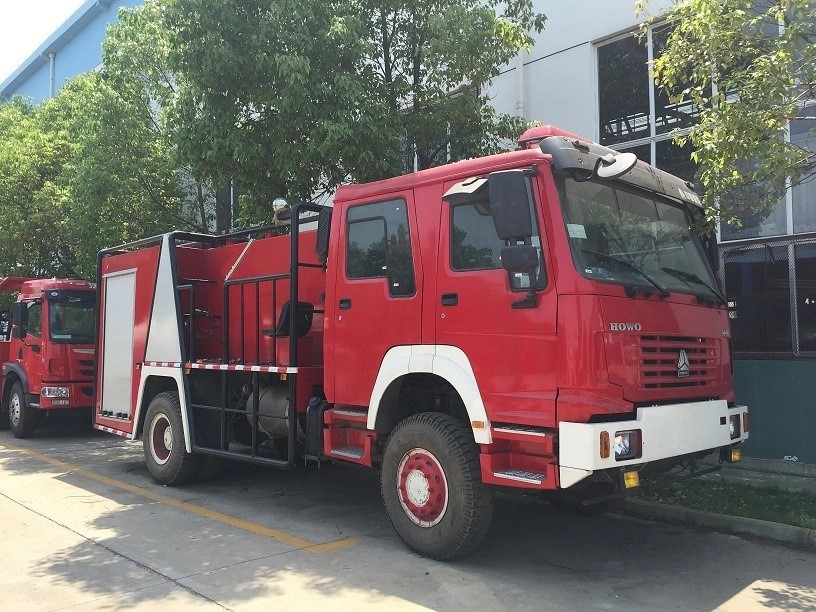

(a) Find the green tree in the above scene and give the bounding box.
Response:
[0,70,198,279]
[153,0,544,224]
[640,0,816,231]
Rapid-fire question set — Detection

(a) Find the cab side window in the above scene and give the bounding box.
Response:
[27,303,42,337]
[449,178,546,291]
[346,199,416,297]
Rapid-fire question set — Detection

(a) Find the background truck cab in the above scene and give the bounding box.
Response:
[0,277,96,438]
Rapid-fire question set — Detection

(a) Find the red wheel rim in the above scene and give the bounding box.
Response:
[149,413,172,465]
[396,448,449,527]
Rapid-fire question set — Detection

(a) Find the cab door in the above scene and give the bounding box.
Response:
[14,300,44,391]
[435,170,558,427]
[331,194,423,407]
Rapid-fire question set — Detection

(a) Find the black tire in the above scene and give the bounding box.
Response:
[381,413,493,560]
[143,392,200,485]
[9,382,35,439]
[0,393,9,430]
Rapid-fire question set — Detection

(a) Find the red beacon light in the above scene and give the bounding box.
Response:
[517,125,586,150]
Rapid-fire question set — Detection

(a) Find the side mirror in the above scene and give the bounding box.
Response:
[500,245,539,274]
[500,245,540,310]
[11,302,27,339]
[489,170,533,240]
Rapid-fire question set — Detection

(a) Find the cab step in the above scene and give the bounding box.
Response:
[492,469,546,485]
[330,447,365,459]
[325,407,369,425]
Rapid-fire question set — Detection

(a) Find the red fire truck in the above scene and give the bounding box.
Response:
[93,126,748,559]
[0,277,96,438]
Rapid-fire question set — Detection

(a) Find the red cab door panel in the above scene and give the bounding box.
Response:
[331,194,423,407]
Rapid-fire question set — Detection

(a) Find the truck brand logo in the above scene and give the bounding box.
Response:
[677,349,690,378]
[609,322,642,331]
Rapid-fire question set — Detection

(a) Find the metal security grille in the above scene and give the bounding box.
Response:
[720,233,816,357]
[638,335,717,388]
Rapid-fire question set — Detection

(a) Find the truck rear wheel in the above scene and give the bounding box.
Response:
[9,382,35,439]
[381,413,493,560]
[143,392,200,485]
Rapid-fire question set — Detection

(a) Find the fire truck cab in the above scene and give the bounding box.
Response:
[94,126,748,559]
[0,277,96,438]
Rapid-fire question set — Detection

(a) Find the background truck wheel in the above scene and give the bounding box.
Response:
[380,412,493,560]
[143,392,200,485]
[8,382,35,439]
[0,397,9,430]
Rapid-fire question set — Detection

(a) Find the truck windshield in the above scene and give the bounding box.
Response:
[556,176,720,301]
[48,294,96,344]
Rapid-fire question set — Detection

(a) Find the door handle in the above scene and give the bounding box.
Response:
[339,298,352,310]
[441,293,458,307]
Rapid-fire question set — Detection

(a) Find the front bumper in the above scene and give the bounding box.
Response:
[34,381,94,410]
[558,400,748,488]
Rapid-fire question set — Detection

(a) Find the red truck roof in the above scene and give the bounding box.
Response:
[0,277,95,300]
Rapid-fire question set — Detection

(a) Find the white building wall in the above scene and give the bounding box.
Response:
[487,0,675,139]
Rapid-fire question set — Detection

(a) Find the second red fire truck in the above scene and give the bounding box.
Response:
[0,277,96,438]
[93,126,748,559]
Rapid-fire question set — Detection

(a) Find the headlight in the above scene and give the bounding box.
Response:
[614,429,641,461]
[729,415,741,440]
[41,386,69,398]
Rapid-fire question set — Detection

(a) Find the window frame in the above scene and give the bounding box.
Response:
[344,198,417,298]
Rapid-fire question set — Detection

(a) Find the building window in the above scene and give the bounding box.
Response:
[792,106,816,234]
[597,27,702,187]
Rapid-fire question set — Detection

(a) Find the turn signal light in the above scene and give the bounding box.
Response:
[742,412,750,433]
[600,431,611,459]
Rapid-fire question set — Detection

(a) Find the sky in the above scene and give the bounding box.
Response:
[0,0,86,84]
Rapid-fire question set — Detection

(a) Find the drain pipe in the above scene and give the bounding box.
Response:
[515,50,526,118]
[48,52,56,98]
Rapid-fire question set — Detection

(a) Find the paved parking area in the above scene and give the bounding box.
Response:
[1,419,816,611]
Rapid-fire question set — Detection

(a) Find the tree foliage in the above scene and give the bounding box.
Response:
[0,71,198,279]
[157,0,544,224]
[641,0,816,230]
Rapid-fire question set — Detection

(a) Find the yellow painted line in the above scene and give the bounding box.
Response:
[0,441,359,554]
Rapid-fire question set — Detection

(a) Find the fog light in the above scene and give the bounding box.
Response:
[731,448,742,462]
[729,415,741,440]
[41,386,69,398]
[614,429,641,461]
[623,470,640,488]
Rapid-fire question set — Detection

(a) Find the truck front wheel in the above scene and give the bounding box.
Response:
[9,382,35,439]
[381,413,493,560]
[143,392,200,485]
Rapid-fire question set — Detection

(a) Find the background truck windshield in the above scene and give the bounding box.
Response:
[556,176,720,300]
[49,296,95,343]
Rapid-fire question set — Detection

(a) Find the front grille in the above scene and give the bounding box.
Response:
[78,359,95,377]
[638,335,717,389]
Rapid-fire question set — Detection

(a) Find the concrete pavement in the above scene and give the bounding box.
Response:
[1,420,816,611]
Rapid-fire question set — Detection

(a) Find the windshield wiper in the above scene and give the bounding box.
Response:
[660,267,726,305]
[582,249,670,299]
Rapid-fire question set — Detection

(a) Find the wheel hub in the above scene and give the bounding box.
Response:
[149,414,172,465]
[9,395,20,427]
[396,448,449,528]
